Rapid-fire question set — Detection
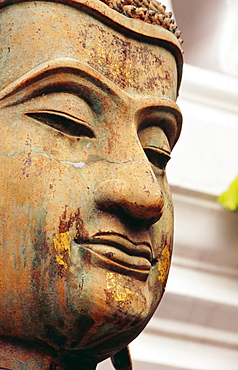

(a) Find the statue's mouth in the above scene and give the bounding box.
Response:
[75,233,153,279]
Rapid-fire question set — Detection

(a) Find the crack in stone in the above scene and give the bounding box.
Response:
[4,150,144,167]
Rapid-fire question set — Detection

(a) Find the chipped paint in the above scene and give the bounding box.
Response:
[53,231,71,269]
[106,272,139,303]
[37,152,85,168]
[38,152,53,160]
[60,160,85,168]
[157,245,171,285]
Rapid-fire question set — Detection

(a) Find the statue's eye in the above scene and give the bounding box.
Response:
[138,125,171,171]
[144,147,170,170]
[25,110,95,138]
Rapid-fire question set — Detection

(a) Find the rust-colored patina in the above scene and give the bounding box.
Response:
[0,1,183,369]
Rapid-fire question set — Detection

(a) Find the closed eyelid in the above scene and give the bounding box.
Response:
[136,103,182,149]
[146,144,171,155]
[143,147,171,171]
[26,109,92,126]
[20,90,97,136]
[138,125,171,154]
[25,110,96,138]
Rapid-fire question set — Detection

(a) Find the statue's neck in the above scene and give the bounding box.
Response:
[0,338,97,370]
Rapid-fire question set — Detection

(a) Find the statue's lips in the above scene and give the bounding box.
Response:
[77,234,152,272]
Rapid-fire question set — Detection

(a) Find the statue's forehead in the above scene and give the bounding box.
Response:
[84,22,177,99]
[0,1,177,100]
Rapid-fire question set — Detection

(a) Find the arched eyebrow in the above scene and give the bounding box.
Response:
[0,57,182,147]
[0,58,123,108]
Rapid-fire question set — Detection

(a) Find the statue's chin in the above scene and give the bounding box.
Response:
[36,273,154,358]
[7,298,152,365]
[0,240,165,362]
[36,277,157,362]
[0,243,162,363]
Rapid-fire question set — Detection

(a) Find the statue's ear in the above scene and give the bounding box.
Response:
[111,346,132,370]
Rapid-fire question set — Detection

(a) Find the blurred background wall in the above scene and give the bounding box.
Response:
[99,1,238,369]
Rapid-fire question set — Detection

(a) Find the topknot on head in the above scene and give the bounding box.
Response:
[100,0,183,45]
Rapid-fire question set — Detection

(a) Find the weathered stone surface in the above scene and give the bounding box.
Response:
[0,1,183,368]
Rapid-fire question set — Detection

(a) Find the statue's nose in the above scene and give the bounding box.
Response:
[95,160,164,227]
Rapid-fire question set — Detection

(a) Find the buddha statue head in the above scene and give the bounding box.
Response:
[0,0,183,368]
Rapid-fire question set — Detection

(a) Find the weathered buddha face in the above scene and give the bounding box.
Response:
[0,1,181,362]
